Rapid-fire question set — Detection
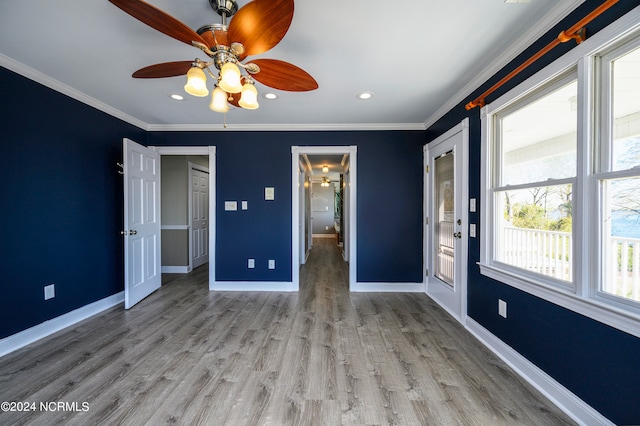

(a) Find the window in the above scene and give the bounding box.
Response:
[480,10,640,337]
[597,39,640,307]
[493,75,577,286]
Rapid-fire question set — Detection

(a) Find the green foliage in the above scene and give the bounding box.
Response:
[511,204,549,229]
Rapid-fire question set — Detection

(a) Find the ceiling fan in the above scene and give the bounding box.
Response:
[108,0,318,113]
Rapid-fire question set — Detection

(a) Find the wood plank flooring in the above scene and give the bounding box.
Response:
[0,239,575,425]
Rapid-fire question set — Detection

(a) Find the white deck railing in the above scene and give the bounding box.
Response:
[606,237,640,302]
[500,226,640,302]
[501,226,572,281]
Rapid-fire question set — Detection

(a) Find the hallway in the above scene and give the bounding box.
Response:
[0,239,574,425]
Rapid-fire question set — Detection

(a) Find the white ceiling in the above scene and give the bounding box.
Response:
[0,0,584,131]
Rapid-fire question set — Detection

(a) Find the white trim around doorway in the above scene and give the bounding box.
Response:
[151,146,217,291]
[292,146,357,291]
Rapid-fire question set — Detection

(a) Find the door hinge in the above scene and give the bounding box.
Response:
[425,268,429,276]
[425,165,429,173]
[425,217,429,225]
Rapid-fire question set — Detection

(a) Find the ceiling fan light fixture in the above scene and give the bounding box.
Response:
[184,67,209,97]
[209,86,229,113]
[218,62,243,93]
[239,80,259,110]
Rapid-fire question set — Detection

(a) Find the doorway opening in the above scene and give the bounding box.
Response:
[153,146,216,291]
[291,146,357,291]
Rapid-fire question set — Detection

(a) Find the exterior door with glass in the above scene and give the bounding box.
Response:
[425,119,469,322]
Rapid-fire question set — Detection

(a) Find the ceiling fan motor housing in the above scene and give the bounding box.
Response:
[210,0,238,17]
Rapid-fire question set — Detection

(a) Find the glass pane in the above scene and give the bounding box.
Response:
[499,80,577,185]
[612,46,640,171]
[602,177,640,303]
[434,152,455,286]
[495,185,572,282]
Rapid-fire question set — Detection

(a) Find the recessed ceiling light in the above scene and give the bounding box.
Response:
[263,93,278,100]
[170,94,184,101]
[357,92,373,100]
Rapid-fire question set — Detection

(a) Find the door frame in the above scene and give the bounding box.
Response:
[152,146,216,291]
[424,118,469,323]
[292,146,357,291]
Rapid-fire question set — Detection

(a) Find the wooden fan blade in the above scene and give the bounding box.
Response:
[250,59,318,91]
[227,92,241,108]
[132,61,193,78]
[228,0,294,57]
[109,0,207,47]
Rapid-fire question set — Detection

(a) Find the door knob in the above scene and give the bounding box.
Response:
[129,230,138,235]
[453,232,462,238]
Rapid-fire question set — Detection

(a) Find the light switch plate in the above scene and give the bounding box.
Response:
[248,258,255,269]
[470,198,476,212]
[265,187,275,201]
[268,259,275,269]
[469,224,476,238]
[242,201,248,210]
[224,201,237,211]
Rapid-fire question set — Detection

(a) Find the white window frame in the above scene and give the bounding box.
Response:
[479,7,640,338]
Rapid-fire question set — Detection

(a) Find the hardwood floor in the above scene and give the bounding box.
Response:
[0,239,575,425]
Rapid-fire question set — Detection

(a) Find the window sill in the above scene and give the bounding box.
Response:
[478,262,640,339]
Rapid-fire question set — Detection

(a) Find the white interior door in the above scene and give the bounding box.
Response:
[425,119,469,322]
[191,165,209,269]
[123,138,161,309]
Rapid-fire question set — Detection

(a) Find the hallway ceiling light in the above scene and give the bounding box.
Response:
[322,165,329,173]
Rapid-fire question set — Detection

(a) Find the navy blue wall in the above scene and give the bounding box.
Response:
[147,130,425,283]
[425,2,640,424]
[0,67,144,339]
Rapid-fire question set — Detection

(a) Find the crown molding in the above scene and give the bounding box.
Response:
[423,0,586,130]
[146,122,427,132]
[0,53,148,130]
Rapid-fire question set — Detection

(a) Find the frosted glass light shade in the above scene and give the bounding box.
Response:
[218,62,242,93]
[238,82,259,110]
[209,87,229,113]
[184,67,209,97]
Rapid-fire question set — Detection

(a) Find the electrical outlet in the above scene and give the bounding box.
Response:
[44,284,55,300]
[470,224,476,238]
[248,259,255,269]
[498,299,507,318]
[268,260,275,269]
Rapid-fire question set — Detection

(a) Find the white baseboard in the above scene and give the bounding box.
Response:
[351,282,426,292]
[211,281,297,292]
[0,292,124,358]
[465,318,613,426]
[162,266,191,273]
